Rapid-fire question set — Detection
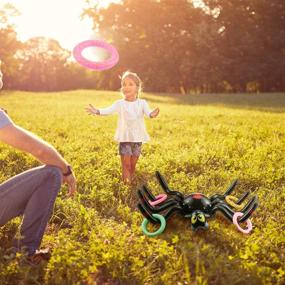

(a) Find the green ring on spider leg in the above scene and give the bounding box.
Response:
[141,214,166,237]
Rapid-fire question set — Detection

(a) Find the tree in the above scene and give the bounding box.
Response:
[83,0,285,92]
[14,37,70,91]
[0,3,22,89]
[204,0,285,92]
[84,0,211,92]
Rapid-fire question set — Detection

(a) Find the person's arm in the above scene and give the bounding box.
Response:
[142,100,160,118]
[0,124,69,172]
[85,101,119,116]
[0,114,76,196]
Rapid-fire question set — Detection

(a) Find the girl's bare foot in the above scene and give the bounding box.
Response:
[123,177,131,185]
[130,176,137,185]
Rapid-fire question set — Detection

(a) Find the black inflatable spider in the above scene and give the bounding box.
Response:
[137,171,258,234]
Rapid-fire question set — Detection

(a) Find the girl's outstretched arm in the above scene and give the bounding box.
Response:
[85,104,100,115]
[150,107,160,118]
[142,100,160,118]
[85,101,119,116]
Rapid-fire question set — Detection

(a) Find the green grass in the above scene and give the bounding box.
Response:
[0,90,284,285]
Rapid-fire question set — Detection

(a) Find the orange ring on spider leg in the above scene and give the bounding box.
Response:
[225,195,245,211]
[73,40,119,71]
[149,194,167,206]
[232,212,253,234]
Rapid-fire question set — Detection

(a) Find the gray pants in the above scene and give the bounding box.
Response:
[0,165,62,255]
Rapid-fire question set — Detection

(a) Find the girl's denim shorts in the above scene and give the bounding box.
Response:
[119,142,142,156]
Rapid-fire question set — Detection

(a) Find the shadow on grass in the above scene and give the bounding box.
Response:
[145,92,285,113]
[151,215,263,285]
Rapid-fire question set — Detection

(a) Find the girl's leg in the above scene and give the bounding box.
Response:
[120,155,132,184]
[130,155,140,180]
[0,165,62,255]
[129,142,142,181]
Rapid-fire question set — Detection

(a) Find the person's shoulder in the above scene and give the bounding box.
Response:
[139,98,148,105]
[115,99,124,104]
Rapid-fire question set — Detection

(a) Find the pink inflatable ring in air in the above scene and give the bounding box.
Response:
[73,39,119,71]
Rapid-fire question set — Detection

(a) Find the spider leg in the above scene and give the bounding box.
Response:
[210,196,224,206]
[236,191,250,204]
[238,196,258,222]
[141,185,157,201]
[164,206,183,220]
[239,196,257,212]
[137,202,180,225]
[211,203,235,222]
[137,203,158,223]
[138,188,179,213]
[155,171,184,201]
[210,179,239,204]
[223,179,239,196]
[212,196,258,223]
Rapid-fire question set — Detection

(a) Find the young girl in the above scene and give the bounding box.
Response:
[85,71,159,184]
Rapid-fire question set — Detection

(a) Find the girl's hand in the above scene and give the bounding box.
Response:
[150,107,160,118]
[85,104,100,115]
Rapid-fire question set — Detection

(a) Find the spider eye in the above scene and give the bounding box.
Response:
[198,214,205,222]
[191,215,197,224]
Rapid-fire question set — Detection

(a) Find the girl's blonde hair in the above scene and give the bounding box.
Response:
[120,71,143,97]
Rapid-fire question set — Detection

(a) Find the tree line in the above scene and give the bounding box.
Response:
[0,0,284,93]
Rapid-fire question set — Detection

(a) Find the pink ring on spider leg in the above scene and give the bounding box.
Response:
[149,194,167,206]
[73,40,119,71]
[232,212,253,234]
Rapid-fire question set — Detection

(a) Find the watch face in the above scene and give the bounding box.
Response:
[64,165,72,176]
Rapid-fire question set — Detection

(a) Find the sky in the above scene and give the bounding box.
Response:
[1,0,121,51]
[1,0,203,52]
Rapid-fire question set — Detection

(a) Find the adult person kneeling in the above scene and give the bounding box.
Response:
[0,61,77,264]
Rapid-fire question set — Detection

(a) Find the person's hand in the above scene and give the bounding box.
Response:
[0,107,7,113]
[150,107,160,118]
[63,173,77,197]
[85,104,100,115]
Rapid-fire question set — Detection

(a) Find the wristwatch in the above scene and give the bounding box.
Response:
[63,165,73,176]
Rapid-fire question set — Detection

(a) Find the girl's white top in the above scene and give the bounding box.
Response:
[99,99,152,143]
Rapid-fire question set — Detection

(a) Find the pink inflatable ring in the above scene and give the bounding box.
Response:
[149,194,167,206]
[233,212,253,234]
[73,39,119,71]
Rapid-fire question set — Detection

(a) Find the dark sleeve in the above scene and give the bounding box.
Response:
[0,110,13,129]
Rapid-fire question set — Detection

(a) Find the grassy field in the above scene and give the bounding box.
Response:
[0,90,284,285]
